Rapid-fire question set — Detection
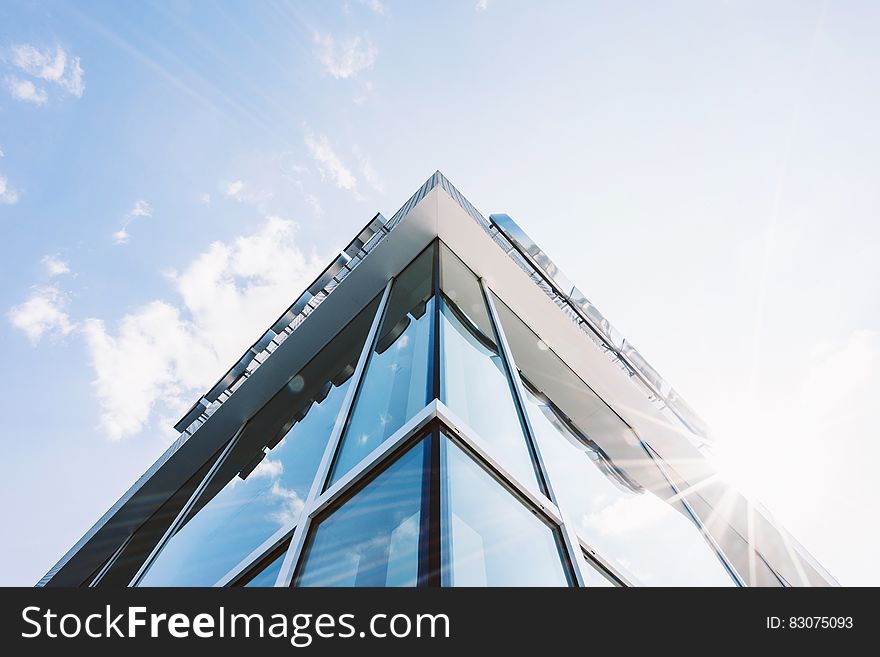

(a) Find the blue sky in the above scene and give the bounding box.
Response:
[1,0,878,586]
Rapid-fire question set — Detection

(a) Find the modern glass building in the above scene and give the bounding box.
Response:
[39,173,836,587]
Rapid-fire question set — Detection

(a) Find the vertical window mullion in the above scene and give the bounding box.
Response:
[274,279,394,587]
[422,240,442,586]
[479,280,588,587]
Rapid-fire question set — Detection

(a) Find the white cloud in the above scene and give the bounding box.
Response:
[268,480,306,526]
[0,146,5,157]
[305,194,323,216]
[84,215,325,440]
[5,76,48,105]
[8,44,85,98]
[221,179,272,208]
[314,33,377,80]
[476,0,490,10]
[304,131,358,191]
[42,255,70,277]
[112,199,152,244]
[7,285,76,344]
[225,180,244,199]
[353,145,384,193]
[0,174,19,204]
[251,458,283,479]
[199,193,211,205]
[358,0,386,14]
[130,199,152,217]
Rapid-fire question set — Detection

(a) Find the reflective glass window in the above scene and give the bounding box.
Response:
[329,246,434,485]
[440,436,572,587]
[439,245,541,493]
[296,440,425,587]
[137,297,379,586]
[492,295,735,586]
[243,549,286,588]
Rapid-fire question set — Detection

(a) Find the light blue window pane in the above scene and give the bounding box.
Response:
[438,244,541,493]
[243,549,286,587]
[522,383,735,587]
[330,247,433,485]
[138,379,353,586]
[440,299,540,492]
[441,437,571,587]
[296,440,425,587]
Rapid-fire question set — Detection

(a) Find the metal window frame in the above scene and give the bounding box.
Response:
[203,402,641,588]
[273,279,395,587]
[214,525,295,587]
[481,276,595,587]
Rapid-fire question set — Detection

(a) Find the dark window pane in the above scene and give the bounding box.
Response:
[330,246,434,485]
[440,436,571,587]
[137,297,379,587]
[243,550,287,588]
[296,440,426,587]
[439,248,540,492]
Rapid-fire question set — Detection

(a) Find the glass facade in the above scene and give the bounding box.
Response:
[108,240,749,588]
[491,294,736,586]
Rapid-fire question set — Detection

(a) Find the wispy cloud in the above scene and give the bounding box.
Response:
[352,79,374,105]
[314,33,377,80]
[476,0,490,10]
[305,194,323,216]
[199,193,211,205]
[5,44,85,103]
[0,174,19,205]
[113,199,152,245]
[83,215,324,440]
[304,131,358,191]
[42,255,71,277]
[225,180,244,199]
[221,179,273,209]
[358,0,386,14]
[268,480,306,526]
[5,76,48,105]
[353,145,384,194]
[7,285,76,344]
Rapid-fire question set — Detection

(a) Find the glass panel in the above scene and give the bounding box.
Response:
[439,245,541,493]
[296,440,426,587]
[329,246,434,485]
[492,295,735,586]
[137,296,380,587]
[440,436,572,587]
[243,549,286,588]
